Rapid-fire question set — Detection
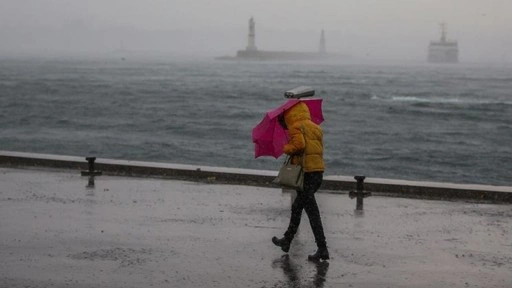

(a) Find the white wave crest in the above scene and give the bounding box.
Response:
[389,96,512,105]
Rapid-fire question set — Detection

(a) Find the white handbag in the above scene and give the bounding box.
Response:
[273,156,304,191]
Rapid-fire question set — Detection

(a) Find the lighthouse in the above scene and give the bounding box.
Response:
[246,17,257,51]
[319,30,326,54]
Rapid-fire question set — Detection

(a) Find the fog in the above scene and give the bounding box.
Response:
[1,0,510,63]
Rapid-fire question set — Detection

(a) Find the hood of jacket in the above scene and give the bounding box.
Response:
[283,102,311,127]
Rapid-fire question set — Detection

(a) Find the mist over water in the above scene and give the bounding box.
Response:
[1,58,511,186]
[1,1,511,63]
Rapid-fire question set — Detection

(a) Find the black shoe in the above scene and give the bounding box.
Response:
[272,236,291,253]
[308,247,329,262]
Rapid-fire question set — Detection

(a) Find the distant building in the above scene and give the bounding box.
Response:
[427,23,459,63]
[217,18,343,61]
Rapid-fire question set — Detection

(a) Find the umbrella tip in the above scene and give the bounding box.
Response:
[284,86,315,99]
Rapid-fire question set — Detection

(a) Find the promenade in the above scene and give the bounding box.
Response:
[1,166,511,287]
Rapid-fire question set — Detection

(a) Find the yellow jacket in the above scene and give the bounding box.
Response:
[283,102,325,172]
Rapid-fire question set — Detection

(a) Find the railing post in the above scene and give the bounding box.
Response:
[349,175,371,211]
[81,157,102,188]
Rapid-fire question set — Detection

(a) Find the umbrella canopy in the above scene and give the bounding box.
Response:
[252,98,324,158]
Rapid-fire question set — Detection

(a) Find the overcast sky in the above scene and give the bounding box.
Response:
[1,0,510,62]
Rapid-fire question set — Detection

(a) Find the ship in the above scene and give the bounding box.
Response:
[427,23,459,63]
[217,17,342,61]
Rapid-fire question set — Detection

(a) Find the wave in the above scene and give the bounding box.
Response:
[449,76,512,83]
[374,95,512,105]
[393,96,463,103]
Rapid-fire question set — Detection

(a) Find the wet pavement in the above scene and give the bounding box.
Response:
[1,167,511,288]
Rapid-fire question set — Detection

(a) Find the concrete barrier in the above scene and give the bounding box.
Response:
[1,150,511,203]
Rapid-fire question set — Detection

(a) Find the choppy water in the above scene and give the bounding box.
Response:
[1,58,511,185]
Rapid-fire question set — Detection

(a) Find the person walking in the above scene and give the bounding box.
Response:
[272,102,329,261]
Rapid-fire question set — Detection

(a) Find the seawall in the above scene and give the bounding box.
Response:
[1,150,511,203]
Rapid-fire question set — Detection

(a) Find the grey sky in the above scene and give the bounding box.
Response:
[1,0,510,62]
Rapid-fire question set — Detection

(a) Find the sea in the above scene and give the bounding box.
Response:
[1,57,511,186]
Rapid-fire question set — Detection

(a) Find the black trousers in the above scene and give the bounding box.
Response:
[284,172,327,248]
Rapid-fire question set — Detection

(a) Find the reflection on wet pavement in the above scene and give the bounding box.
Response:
[272,255,329,288]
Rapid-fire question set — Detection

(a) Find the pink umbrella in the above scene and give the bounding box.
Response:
[252,98,324,158]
